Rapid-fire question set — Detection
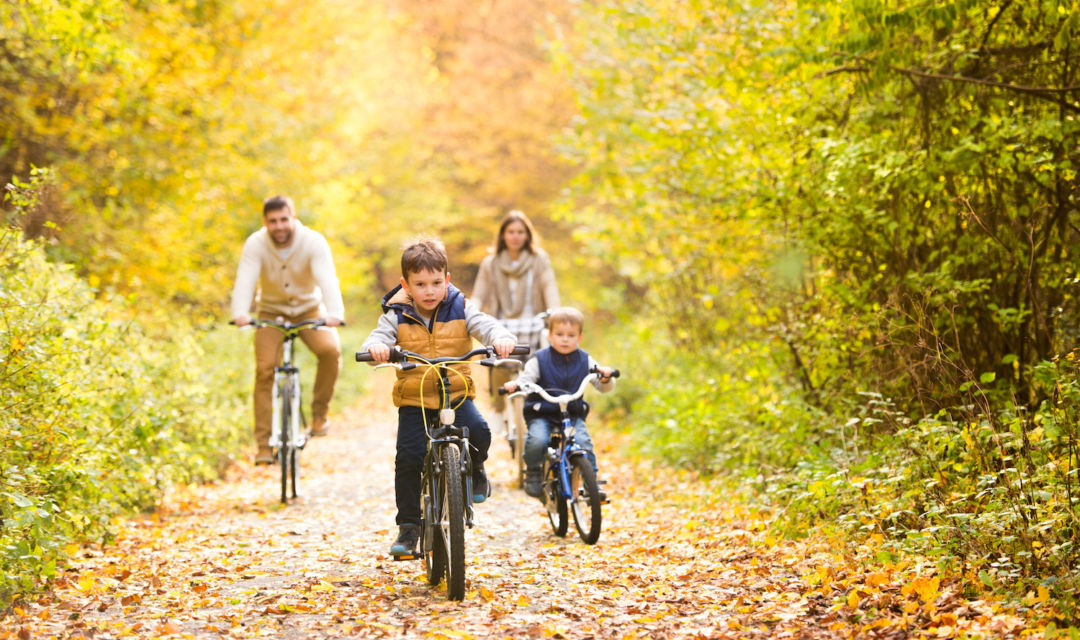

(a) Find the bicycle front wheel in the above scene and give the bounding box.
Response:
[441,444,466,600]
[545,463,568,537]
[569,455,602,544]
[279,386,291,504]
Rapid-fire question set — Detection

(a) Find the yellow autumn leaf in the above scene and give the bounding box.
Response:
[847,589,860,608]
[865,573,889,588]
[516,594,531,607]
[901,576,940,604]
[76,575,96,592]
[479,586,495,601]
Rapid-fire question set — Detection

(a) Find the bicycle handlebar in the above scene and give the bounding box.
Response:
[498,366,621,399]
[355,344,530,364]
[229,318,343,331]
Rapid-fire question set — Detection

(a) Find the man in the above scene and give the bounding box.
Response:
[231,195,345,464]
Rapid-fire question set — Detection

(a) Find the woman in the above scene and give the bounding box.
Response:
[472,210,561,459]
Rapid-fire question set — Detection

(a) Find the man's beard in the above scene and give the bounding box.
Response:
[271,230,292,246]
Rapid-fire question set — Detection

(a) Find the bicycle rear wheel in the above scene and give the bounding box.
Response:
[544,463,568,537]
[289,447,299,499]
[441,444,466,600]
[569,455,602,544]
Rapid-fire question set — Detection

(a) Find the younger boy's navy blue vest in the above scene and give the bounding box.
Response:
[524,347,591,421]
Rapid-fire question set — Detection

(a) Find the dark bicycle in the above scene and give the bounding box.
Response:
[356,344,528,600]
[233,318,334,503]
[502,366,620,544]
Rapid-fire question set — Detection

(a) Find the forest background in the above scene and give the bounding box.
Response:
[3,0,1080,617]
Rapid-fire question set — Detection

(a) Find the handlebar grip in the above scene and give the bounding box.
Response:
[497,388,509,395]
[611,369,621,378]
[355,351,373,362]
[511,345,530,356]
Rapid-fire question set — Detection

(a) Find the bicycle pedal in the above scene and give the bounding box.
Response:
[391,554,419,561]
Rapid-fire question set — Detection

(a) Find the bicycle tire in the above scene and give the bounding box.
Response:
[289,447,299,499]
[423,466,446,585]
[569,455,602,544]
[279,386,291,504]
[545,462,568,537]
[513,400,526,489]
[442,444,466,600]
[290,379,302,499]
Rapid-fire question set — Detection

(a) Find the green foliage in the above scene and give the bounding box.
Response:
[0,177,249,605]
[555,0,1080,606]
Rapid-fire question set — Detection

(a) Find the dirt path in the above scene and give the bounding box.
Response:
[0,386,1041,639]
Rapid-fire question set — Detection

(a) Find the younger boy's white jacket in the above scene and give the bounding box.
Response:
[230,220,345,321]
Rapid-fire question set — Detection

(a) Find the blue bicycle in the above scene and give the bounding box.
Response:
[502,366,619,544]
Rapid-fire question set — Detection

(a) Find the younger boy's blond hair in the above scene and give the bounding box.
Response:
[546,306,585,332]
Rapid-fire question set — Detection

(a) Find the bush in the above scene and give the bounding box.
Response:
[0,223,247,604]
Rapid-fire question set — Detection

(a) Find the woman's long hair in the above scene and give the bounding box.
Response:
[494,209,540,255]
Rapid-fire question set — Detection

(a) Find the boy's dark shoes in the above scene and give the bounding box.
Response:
[389,524,420,557]
[524,469,543,499]
[472,465,491,503]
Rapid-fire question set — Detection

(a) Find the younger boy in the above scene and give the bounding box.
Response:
[503,306,616,499]
[361,237,517,557]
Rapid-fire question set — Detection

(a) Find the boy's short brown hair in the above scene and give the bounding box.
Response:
[546,306,585,333]
[401,236,448,278]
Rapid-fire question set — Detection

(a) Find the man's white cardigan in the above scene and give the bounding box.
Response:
[230,220,346,321]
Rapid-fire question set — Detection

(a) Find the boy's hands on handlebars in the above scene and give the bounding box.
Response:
[503,381,519,394]
[596,366,616,383]
[492,337,517,359]
[367,343,392,363]
[232,314,252,327]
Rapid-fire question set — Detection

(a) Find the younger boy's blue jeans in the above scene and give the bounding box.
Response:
[395,398,491,526]
[524,416,597,473]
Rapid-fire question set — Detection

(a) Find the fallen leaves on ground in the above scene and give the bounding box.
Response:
[0,387,1059,639]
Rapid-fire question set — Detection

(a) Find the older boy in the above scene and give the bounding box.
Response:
[361,237,516,557]
[503,306,615,499]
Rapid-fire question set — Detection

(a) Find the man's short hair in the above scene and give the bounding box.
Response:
[263,195,294,216]
[546,306,585,332]
[401,236,448,278]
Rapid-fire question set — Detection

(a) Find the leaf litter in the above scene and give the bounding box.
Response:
[0,389,1058,639]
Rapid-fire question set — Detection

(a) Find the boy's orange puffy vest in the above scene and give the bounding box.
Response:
[381,283,475,409]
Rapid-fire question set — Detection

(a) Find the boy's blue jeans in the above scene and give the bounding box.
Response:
[524,416,597,473]
[395,398,491,526]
